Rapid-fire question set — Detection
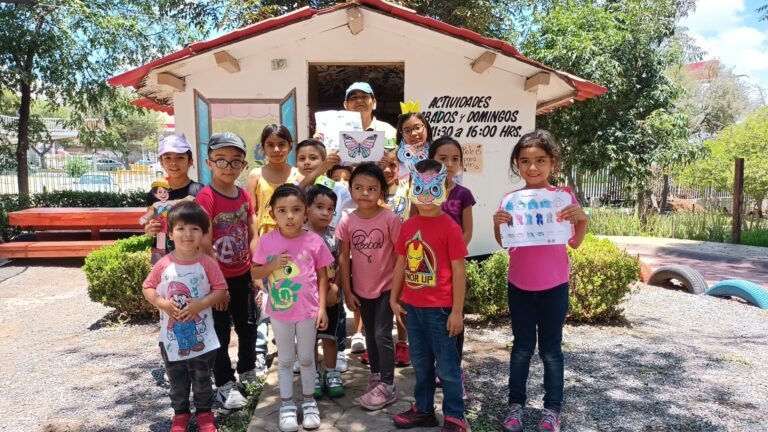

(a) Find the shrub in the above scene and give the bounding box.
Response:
[83,235,155,317]
[465,252,509,317]
[567,234,639,322]
[64,157,91,178]
[465,235,639,323]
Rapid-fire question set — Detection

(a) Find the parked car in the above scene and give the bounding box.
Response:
[74,173,120,193]
[94,158,124,171]
[134,159,164,176]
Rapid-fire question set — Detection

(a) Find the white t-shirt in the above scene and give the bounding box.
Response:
[143,253,227,361]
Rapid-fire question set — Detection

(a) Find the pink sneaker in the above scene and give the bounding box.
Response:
[359,382,396,410]
[365,373,381,393]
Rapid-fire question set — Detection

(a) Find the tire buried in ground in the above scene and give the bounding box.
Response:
[647,264,708,295]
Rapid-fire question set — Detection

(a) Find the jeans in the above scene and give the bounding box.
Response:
[212,272,257,386]
[405,304,464,420]
[507,282,569,412]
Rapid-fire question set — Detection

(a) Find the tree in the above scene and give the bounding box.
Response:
[678,107,768,217]
[522,0,696,219]
[0,1,182,194]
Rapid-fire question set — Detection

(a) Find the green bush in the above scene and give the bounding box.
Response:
[83,235,155,317]
[0,191,147,241]
[465,252,509,317]
[567,235,639,322]
[465,235,639,323]
[64,157,91,178]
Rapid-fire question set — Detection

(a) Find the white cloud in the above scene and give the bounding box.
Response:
[681,0,745,33]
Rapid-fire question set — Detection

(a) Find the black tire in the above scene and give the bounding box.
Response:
[647,264,708,295]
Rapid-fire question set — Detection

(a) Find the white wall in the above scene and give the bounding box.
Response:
[172,8,536,256]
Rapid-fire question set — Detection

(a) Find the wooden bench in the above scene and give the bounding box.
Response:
[0,240,116,258]
[1,207,146,259]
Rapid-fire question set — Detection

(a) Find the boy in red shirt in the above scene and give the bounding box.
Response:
[390,159,469,432]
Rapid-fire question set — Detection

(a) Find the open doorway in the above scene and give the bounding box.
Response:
[308,63,405,136]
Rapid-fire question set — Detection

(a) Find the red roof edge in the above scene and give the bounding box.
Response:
[110,0,606,110]
[132,98,174,115]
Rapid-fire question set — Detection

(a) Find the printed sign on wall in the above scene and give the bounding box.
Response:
[339,131,385,163]
[499,188,574,248]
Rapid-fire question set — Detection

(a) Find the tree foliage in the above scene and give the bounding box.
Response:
[0,1,183,194]
[522,0,696,212]
[678,107,768,212]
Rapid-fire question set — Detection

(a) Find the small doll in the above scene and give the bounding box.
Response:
[140,179,174,254]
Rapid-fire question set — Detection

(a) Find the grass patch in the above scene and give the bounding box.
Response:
[218,380,264,432]
[587,209,768,246]
[711,354,754,366]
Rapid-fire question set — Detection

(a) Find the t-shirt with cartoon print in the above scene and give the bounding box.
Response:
[143,252,227,362]
[252,230,334,323]
[335,208,401,299]
[383,179,410,223]
[195,185,255,278]
[395,213,468,308]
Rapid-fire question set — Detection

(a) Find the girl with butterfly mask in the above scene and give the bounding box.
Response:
[395,101,433,180]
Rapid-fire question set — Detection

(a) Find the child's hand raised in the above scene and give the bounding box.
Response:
[390,299,407,329]
[446,310,464,337]
[557,205,588,224]
[493,210,512,226]
[316,309,328,330]
[324,152,342,171]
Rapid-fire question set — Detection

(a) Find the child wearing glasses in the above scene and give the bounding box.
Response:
[195,132,259,411]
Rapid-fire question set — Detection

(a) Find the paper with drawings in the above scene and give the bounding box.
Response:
[314,110,363,151]
[339,131,385,163]
[499,188,574,248]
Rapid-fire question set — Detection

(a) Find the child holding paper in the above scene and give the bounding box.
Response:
[492,130,588,432]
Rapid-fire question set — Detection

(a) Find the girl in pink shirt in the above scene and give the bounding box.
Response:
[252,184,334,432]
[335,162,401,411]
[492,130,588,432]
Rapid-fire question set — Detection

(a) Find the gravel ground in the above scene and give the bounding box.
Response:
[463,283,768,431]
[1,261,767,432]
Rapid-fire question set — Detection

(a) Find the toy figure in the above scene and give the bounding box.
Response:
[139,178,193,256]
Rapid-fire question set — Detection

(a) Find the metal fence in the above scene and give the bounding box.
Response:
[0,153,156,194]
[572,167,732,207]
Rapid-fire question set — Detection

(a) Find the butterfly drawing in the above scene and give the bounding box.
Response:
[342,133,377,159]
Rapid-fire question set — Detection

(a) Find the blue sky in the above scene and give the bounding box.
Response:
[681,0,768,93]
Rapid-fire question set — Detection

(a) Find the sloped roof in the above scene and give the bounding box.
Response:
[109,0,605,115]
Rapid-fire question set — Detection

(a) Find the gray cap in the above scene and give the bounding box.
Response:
[208,132,246,153]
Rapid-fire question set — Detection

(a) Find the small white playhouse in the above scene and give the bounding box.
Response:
[109,0,605,256]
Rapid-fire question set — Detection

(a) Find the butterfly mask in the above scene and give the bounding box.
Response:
[397,140,429,166]
[342,133,377,159]
[408,164,447,206]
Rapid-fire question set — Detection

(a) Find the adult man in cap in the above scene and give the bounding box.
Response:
[315,81,397,142]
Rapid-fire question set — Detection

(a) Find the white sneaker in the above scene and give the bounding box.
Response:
[336,352,348,373]
[255,353,268,376]
[351,333,366,353]
[293,360,301,374]
[302,399,321,429]
[279,403,299,432]
[215,381,247,410]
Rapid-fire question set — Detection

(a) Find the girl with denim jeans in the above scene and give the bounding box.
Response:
[493,130,589,432]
